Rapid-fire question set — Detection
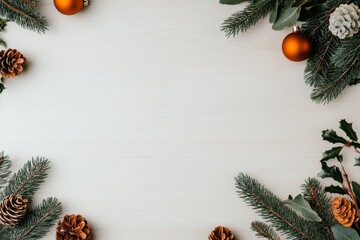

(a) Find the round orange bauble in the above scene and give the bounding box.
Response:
[54,0,85,15]
[282,31,312,62]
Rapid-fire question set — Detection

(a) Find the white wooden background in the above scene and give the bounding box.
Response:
[1,0,360,239]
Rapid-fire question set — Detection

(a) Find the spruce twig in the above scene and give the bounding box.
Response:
[0,157,50,203]
[221,0,276,37]
[1,198,62,240]
[0,151,11,190]
[0,0,47,33]
[251,221,282,240]
[302,178,336,240]
[236,173,324,240]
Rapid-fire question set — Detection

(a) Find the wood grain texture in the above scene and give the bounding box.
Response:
[1,0,360,239]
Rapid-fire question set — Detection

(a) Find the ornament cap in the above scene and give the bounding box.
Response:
[83,0,89,6]
[293,25,300,32]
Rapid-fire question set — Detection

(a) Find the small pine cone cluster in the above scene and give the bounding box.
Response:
[331,197,359,227]
[329,3,360,39]
[209,226,235,240]
[0,49,27,78]
[0,194,28,226]
[56,214,91,240]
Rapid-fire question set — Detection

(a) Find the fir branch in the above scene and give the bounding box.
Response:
[310,34,360,103]
[302,178,336,240]
[3,197,62,240]
[302,0,345,88]
[0,151,11,190]
[221,0,276,37]
[236,173,324,240]
[0,0,47,33]
[251,221,282,240]
[0,157,49,203]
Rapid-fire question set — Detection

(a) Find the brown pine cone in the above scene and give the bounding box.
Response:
[0,49,27,78]
[332,197,359,227]
[209,226,235,240]
[56,214,91,240]
[0,194,28,226]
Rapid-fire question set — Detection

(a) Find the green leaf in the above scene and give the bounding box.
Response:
[322,129,348,144]
[339,119,358,141]
[324,185,346,194]
[272,6,301,30]
[220,0,246,4]
[252,0,272,8]
[352,181,360,202]
[283,194,322,222]
[317,162,343,183]
[355,157,360,166]
[331,224,360,240]
[321,147,343,162]
[269,0,279,23]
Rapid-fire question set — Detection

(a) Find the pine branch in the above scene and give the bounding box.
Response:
[2,197,62,240]
[0,0,47,33]
[0,151,11,190]
[302,0,345,88]
[0,157,49,203]
[302,178,336,240]
[310,34,360,103]
[251,221,282,240]
[236,173,325,240]
[221,0,276,37]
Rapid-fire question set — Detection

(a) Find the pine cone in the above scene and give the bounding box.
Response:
[331,197,359,227]
[209,226,235,240]
[329,3,360,39]
[0,194,28,226]
[56,214,91,240]
[0,49,27,79]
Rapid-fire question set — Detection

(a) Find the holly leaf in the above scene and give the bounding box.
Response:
[317,162,343,183]
[253,0,272,7]
[219,0,246,4]
[324,185,346,195]
[352,181,360,202]
[321,147,343,162]
[331,224,360,240]
[322,129,348,144]
[355,157,360,166]
[284,194,322,222]
[272,6,301,30]
[339,119,358,141]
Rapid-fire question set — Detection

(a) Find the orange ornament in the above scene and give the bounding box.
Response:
[282,27,312,62]
[54,0,88,15]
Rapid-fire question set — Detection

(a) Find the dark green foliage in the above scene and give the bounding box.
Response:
[0,153,62,239]
[339,119,358,142]
[317,162,343,183]
[321,147,343,162]
[0,152,11,190]
[221,0,276,37]
[302,178,336,240]
[321,130,348,145]
[2,198,62,240]
[0,77,5,94]
[1,157,49,203]
[0,0,47,33]
[220,0,246,4]
[236,173,325,239]
[251,221,281,240]
[324,185,346,195]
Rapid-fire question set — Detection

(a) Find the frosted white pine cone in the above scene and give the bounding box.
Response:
[329,3,360,39]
